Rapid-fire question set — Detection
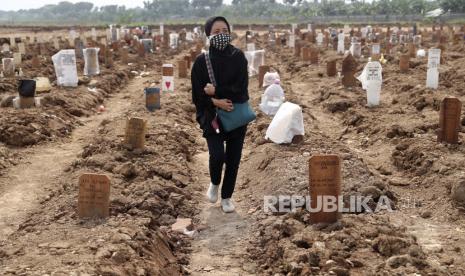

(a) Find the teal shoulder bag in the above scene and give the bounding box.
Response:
[205,52,256,132]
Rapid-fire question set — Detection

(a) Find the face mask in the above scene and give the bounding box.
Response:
[209,33,231,51]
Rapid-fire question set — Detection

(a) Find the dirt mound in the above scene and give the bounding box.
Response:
[0,107,76,146]
[248,214,432,275]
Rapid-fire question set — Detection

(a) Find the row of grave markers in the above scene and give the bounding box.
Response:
[0,23,205,81]
[83,98,461,221]
[79,93,462,220]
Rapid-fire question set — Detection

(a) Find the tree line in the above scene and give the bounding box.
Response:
[0,0,463,24]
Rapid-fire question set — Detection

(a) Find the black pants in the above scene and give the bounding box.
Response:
[206,125,247,199]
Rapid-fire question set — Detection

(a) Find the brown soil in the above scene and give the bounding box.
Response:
[0,25,465,276]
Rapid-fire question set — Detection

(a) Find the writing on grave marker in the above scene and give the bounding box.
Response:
[309,155,342,224]
[124,117,147,150]
[2,58,15,77]
[438,97,462,144]
[162,64,174,92]
[78,174,110,219]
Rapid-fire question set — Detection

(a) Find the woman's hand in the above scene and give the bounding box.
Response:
[204,83,215,96]
[212,99,234,112]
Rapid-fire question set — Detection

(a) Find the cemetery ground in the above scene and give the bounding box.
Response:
[0,25,465,276]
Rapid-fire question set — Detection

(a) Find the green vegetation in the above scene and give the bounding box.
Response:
[0,0,463,25]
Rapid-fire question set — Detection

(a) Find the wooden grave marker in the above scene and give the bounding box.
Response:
[302,47,310,62]
[178,59,188,78]
[341,53,358,87]
[294,40,302,57]
[78,174,110,219]
[138,43,145,58]
[326,60,337,77]
[145,87,161,111]
[408,43,416,58]
[258,65,270,88]
[124,117,147,149]
[309,155,342,224]
[310,47,319,64]
[399,54,410,72]
[184,55,191,69]
[438,97,462,144]
[120,46,129,64]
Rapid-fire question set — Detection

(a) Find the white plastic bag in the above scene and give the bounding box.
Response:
[265,102,305,144]
[259,81,285,116]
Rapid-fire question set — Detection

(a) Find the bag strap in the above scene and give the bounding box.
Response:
[204,52,217,87]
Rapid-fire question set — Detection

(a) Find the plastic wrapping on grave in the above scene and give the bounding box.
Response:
[83,48,100,76]
[262,71,280,87]
[357,61,382,106]
[265,102,305,144]
[52,49,78,87]
[170,33,179,49]
[244,50,265,77]
[259,80,285,116]
[247,43,256,51]
[350,42,361,58]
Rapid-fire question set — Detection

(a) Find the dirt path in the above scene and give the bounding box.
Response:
[0,77,143,241]
[188,151,256,275]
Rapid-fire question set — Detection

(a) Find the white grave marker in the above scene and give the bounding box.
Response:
[288,35,295,48]
[17,43,25,55]
[169,33,179,49]
[357,61,382,107]
[83,48,100,76]
[426,48,441,89]
[337,33,345,54]
[52,49,78,87]
[13,53,22,66]
[316,33,324,46]
[2,43,10,53]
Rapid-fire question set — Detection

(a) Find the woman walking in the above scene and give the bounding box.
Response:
[191,16,250,213]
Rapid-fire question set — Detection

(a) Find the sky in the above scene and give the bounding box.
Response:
[0,0,238,11]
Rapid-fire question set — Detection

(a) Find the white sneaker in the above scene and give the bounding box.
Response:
[206,183,219,203]
[221,198,235,213]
